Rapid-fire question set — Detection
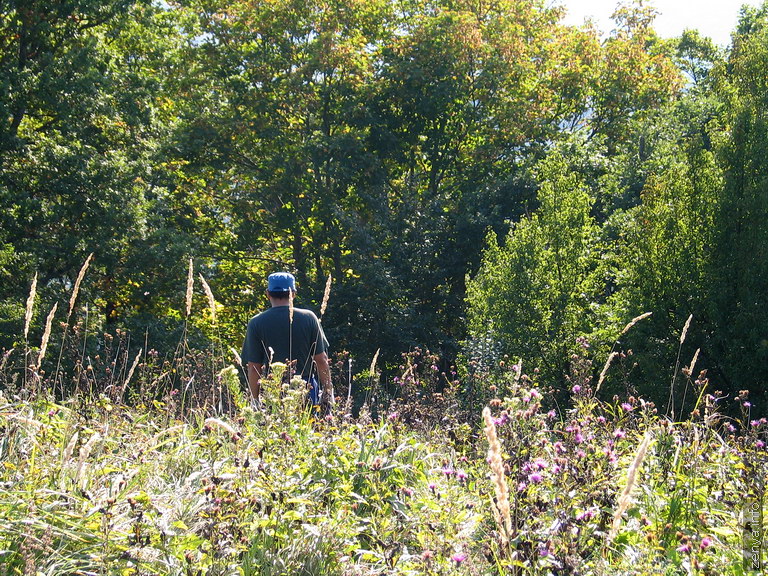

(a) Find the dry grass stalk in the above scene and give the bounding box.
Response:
[230,347,243,367]
[199,274,216,323]
[0,349,12,374]
[204,417,236,436]
[685,348,700,377]
[680,314,693,345]
[320,274,332,320]
[75,432,102,487]
[370,348,380,376]
[37,302,58,372]
[595,351,619,394]
[123,348,143,391]
[620,312,652,335]
[68,254,93,319]
[185,258,194,317]
[24,273,38,340]
[608,430,653,542]
[483,406,512,545]
[62,431,79,466]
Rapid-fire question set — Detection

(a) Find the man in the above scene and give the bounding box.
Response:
[241,272,333,412]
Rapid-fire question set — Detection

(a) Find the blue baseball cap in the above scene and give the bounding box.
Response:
[267,272,296,292]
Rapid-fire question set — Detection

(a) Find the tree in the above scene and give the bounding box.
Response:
[466,148,606,386]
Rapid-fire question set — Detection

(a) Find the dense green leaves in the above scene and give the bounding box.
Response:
[1,0,768,412]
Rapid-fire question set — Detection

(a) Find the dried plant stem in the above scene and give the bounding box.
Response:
[370,348,380,377]
[595,351,619,394]
[621,312,652,335]
[54,254,94,394]
[24,273,37,341]
[608,431,653,542]
[68,254,93,321]
[669,314,694,419]
[37,303,58,374]
[122,348,143,396]
[483,407,512,547]
[185,258,194,318]
[320,274,332,320]
[199,274,216,324]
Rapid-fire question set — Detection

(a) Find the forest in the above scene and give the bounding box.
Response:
[0,0,767,573]
[2,0,768,413]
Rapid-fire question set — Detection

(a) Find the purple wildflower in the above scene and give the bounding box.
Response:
[528,472,543,484]
[451,552,467,564]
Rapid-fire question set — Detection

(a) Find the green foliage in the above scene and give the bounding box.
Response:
[466,150,607,388]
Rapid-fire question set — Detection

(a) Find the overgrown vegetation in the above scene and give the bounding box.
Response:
[2,0,767,413]
[2,0,768,573]
[1,264,766,575]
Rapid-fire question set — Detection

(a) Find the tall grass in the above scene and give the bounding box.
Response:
[0,266,765,576]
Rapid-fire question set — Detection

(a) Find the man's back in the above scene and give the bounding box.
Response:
[242,305,328,380]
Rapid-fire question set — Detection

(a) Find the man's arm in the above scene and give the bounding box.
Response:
[247,362,264,402]
[313,352,333,405]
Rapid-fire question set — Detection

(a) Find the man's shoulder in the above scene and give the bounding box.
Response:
[294,307,320,321]
[249,307,286,323]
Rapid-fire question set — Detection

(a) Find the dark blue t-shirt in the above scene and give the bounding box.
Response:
[241,305,328,380]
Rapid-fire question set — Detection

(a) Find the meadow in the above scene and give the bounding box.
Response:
[0,267,766,576]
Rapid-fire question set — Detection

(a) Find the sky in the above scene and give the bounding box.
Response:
[554,0,764,46]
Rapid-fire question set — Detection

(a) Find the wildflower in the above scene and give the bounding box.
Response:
[614,429,626,439]
[528,472,543,484]
[421,550,434,561]
[572,384,581,394]
[388,411,399,421]
[547,410,557,419]
[451,552,467,564]
[676,543,692,554]
[428,483,437,493]
[456,469,468,482]
[402,487,414,497]
[700,537,713,550]
[621,403,633,412]
[574,432,584,444]
[576,509,595,522]
[537,543,550,557]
